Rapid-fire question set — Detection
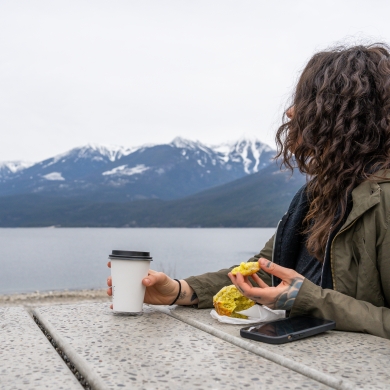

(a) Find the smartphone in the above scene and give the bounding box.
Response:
[240,316,336,344]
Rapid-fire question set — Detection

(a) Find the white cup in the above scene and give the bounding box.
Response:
[109,250,152,314]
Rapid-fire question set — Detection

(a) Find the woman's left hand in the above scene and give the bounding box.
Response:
[228,258,305,311]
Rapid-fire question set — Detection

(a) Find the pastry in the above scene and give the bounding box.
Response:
[213,285,255,319]
[231,261,260,276]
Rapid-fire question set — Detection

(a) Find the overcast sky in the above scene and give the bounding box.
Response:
[1,0,389,162]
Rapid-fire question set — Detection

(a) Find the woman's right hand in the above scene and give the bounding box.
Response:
[106,262,188,308]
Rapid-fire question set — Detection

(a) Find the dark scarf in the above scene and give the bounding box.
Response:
[272,184,352,289]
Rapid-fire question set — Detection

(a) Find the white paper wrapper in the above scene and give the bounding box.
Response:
[210,305,285,325]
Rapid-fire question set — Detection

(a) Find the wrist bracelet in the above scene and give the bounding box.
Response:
[169,279,182,306]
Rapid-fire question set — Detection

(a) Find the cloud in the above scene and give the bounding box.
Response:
[0,0,387,161]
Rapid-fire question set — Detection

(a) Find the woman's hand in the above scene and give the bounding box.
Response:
[228,258,304,311]
[106,262,198,309]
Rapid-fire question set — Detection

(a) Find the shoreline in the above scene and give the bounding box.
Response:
[0,288,111,307]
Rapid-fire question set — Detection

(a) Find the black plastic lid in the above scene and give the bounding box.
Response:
[108,250,152,260]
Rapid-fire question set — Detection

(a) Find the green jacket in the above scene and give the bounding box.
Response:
[185,172,390,339]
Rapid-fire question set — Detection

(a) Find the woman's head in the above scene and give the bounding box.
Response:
[276,44,390,260]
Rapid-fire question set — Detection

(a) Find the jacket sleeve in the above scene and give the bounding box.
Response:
[290,229,390,339]
[184,234,275,309]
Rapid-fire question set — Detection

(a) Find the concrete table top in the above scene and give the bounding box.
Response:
[0,306,82,390]
[166,305,390,390]
[33,302,332,390]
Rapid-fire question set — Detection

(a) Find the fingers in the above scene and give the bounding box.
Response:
[230,272,270,305]
[256,259,303,309]
[259,258,297,280]
[142,269,164,287]
[106,276,112,296]
[107,263,112,308]
[230,267,301,310]
[251,273,269,288]
[229,272,253,296]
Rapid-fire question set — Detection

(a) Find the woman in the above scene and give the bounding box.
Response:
[107,44,390,339]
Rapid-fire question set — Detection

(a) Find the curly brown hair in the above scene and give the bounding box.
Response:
[275,44,390,261]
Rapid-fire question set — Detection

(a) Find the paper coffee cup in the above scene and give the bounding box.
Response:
[109,250,152,314]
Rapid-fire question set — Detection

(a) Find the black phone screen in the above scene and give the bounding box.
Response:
[249,316,332,337]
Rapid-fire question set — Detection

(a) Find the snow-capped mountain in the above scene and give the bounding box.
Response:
[0,137,276,201]
[210,137,274,174]
[39,143,138,169]
[0,161,34,180]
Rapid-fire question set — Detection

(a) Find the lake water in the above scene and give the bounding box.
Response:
[0,228,275,294]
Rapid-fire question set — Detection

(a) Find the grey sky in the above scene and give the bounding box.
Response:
[1,0,389,162]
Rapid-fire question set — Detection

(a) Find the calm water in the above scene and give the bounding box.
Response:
[0,228,275,294]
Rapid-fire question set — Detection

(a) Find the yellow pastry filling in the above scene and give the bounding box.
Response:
[231,261,260,276]
[213,285,255,319]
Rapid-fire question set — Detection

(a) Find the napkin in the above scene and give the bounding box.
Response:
[210,305,285,325]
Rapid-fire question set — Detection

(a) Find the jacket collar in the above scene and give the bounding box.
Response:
[340,169,390,232]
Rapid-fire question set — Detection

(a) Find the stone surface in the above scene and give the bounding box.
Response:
[168,305,390,390]
[0,289,110,307]
[34,303,331,390]
[0,306,82,390]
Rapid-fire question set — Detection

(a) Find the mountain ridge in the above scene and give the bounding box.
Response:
[0,137,276,201]
[0,162,306,227]
[0,137,305,228]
